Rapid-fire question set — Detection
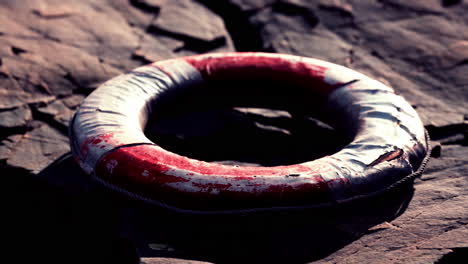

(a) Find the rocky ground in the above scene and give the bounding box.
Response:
[1,0,467,263]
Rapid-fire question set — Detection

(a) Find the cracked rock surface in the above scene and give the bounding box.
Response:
[2,0,467,263]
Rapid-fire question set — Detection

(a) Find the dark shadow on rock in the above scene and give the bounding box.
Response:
[13,151,415,264]
[121,181,415,264]
[435,247,468,264]
[441,0,463,8]
[5,156,139,264]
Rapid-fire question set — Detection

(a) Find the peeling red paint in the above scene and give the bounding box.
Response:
[330,177,350,184]
[95,147,190,186]
[92,143,336,207]
[156,174,191,184]
[80,133,123,157]
[192,182,232,190]
[109,144,322,178]
[232,176,255,181]
[185,53,333,96]
[264,184,296,194]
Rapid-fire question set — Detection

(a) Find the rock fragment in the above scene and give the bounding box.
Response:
[0,122,69,173]
[0,105,32,129]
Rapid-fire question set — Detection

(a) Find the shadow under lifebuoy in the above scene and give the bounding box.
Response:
[121,181,415,264]
[22,151,415,263]
[6,155,140,264]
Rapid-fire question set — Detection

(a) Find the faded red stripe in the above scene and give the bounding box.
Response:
[185,53,334,96]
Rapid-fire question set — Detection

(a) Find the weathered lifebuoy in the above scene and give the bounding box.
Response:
[70,52,429,213]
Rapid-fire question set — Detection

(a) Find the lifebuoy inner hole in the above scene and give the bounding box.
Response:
[144,76,352,167]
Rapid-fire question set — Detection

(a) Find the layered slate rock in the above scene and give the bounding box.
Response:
[1,0,467,263]
[0,105,32,129]
[0,0,235,174]
[0,122,68,173]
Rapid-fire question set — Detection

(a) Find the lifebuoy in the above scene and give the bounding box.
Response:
[70,52,429,213]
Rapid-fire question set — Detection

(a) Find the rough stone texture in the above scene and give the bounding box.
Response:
[0,104,32,128]
[314,144,468,264]
[1,121,69,173]
[2,0,467,263]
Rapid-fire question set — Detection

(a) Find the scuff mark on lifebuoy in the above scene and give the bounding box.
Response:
[368,148,404,167]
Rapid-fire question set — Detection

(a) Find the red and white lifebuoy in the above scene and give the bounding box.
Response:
[70,52,429,213]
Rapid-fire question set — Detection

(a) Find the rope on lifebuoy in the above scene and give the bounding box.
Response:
[69,52,429,212]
